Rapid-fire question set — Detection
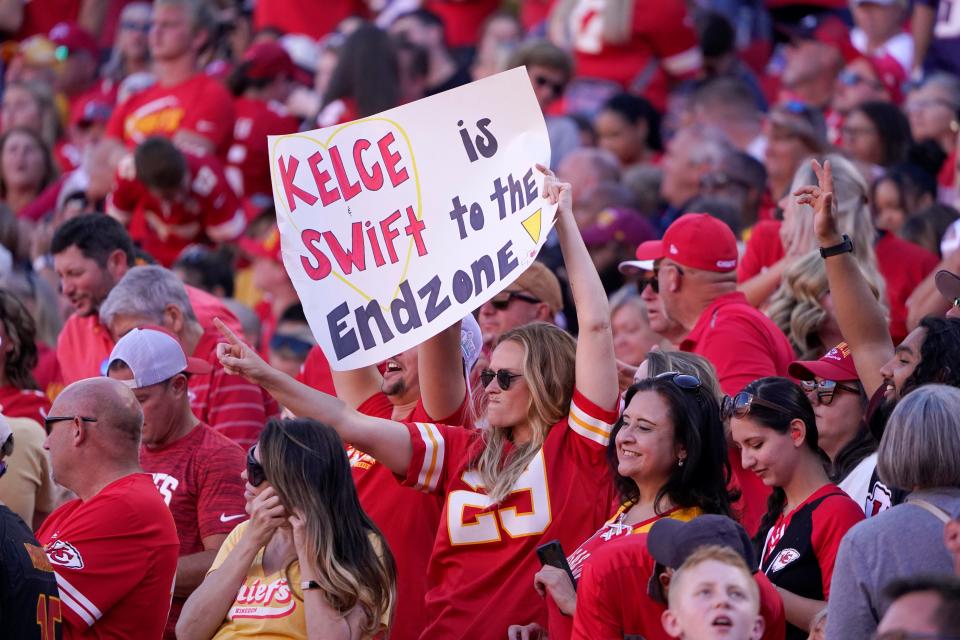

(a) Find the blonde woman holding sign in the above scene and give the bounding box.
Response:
[214,166,619,640]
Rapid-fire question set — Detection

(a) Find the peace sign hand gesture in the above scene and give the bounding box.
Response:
[793,159,843,248]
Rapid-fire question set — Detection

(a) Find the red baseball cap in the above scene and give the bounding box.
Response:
[70,94,113,127]
[788,342,859,382]
[648,213,738,272]
[239,226,282,263]
[49,21,99,58]
[864,53,907,105]
[241,41,309,84]
[618,240,661,274]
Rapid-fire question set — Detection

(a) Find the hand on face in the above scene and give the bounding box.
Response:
[244,486,288,549]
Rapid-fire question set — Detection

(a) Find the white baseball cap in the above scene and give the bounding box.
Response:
[0,415,11,450]
[107,327,212,389]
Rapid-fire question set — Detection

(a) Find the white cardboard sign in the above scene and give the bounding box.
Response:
[268,67,556,370]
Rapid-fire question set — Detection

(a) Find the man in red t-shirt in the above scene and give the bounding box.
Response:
[99,265,279,449]
[651,213,795,534]
[106,137,246,268]
[106,327,247,639]
[572,515,785,640]
[50,214,244,385]
[37,377,179,639]
[106,0,234,157]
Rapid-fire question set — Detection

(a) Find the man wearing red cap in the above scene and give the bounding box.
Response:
[226,42,301,205]
[107,327,247,639]
[654,212,794,534]
[107,0,235,157]
[48,21,100,100]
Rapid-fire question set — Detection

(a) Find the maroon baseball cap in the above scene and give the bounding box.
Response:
[70,94,113,128]
[935,269,960,303]
[241,41,308,83]
[788,342,859,382]
[49,21,99,57]
[581,208,654,248]
[647,213,738,272]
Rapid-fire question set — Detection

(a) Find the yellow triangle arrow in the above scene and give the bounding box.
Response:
[522,208,542,244]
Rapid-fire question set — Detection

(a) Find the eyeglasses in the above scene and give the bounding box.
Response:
[799,379,860,405]
[781,99,815,117]
[655,371,702,391]
[121,20,152,33]
[532,75,565,97]
[721,392,792,420]
[841,125,877,139]
[480,368,523,391]
[637,274,659,295]
[839,70,882,90]
[247,445,266,487]
[905,97,957,113]
[43,415,98,435]
[269,333,314,357]
[489,291,542,311]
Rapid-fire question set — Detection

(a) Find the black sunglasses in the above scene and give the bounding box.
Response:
[490,292,542,310]
[247,445,266,487]
[533,75,565,96]
[721,392,792,420]
[44,415,98,435]
[480,368,523,391]
[655,371,702,391]
[637,273,659,295]
[800,379,860,405]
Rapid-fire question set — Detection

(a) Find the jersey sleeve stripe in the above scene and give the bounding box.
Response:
[55,573,103,624]
[662,47,703,76]
[568,400,614,445]
[206,209,247,241]
[414,422,444,492]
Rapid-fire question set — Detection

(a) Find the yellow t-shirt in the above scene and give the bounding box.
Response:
[209,522,391,639]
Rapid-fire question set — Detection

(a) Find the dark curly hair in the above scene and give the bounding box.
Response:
[0,289,39,389]
[606,376,733,518]
[734,377,822,552]
[903,317,960,394]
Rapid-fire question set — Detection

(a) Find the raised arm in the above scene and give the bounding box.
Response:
[418,320,468,421]
[215,319,412,475]
[331,365,384,410]
[542,166,618,411]
[795,160,892,396]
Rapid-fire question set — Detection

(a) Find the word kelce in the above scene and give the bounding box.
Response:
[327,240,522,359]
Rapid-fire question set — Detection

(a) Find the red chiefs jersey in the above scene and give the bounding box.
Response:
[252,0,367,40]
[106,151,246,267]
[226,98,300,200]
[0,386,50,425]
[297,346,336,396]
[400,389,618,639]
[189,329,280,449]
[106,74,235,157]
[36,474,179,640]
[139,423,247,639]
[350,391,470,640]
[567,0,701,109]
[424,0,501,48]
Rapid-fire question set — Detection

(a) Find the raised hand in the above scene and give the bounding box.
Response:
[536,163,572,225]
[214,317,272,383]
[533,565,577,615]
[793,159,842,247]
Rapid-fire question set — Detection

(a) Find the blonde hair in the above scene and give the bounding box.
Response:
[476,322,576,503]
[668,545,759,608]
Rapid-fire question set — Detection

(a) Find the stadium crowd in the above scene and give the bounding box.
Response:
[1,0,960,639]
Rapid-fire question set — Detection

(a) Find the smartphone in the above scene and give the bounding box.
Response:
[536,539,577,589]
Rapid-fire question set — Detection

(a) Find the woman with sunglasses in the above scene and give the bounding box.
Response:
[214,167,620,640]
[727,377,864,640]
[177,418,396,640]
[511,365,733,640]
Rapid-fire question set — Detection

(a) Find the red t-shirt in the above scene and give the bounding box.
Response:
[0,386,50,424]
[55,286,243,386]
[521,0,556,30]
[571,532,786,640]
[106,152,246,267]
[400,389,618,640]
[567,0,701,110]
[189,329,280,449]
[106,74,235,157]
[875,232,939,345]
[738,219,785,283]
[139,423,247,639]
[424,0,501,48]
[252,0,367,40]
[547,505,700,640]
[36,474,180,639]
[226,98,300,200]
[349,391,470,640]
[296,346,336,396]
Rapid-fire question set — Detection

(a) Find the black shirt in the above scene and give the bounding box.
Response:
[0,504,61,639]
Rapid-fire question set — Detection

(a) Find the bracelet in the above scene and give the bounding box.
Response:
[301,580,321,591]
[819,235,854,259]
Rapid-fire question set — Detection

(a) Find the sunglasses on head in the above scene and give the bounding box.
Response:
[247,445,266,487]
[800,379,860,405]
[654,371,702,392]
[490,291,542,311]
[480,368,523,391]
[721,392,792,421]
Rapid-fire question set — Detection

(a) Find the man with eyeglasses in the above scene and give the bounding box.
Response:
[875,575,960,640]
[106,326,247,639]
[0,414,62,640]
[477,261,562,355]
[37,377,178,639]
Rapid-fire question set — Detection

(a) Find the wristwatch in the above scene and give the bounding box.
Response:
[301,580,322,591]
[819,235,854,259]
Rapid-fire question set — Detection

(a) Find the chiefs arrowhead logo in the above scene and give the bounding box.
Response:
[45,539,84,569]
[769,548,800,573]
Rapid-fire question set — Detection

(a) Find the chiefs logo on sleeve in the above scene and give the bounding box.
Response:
[45,539,85,569]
